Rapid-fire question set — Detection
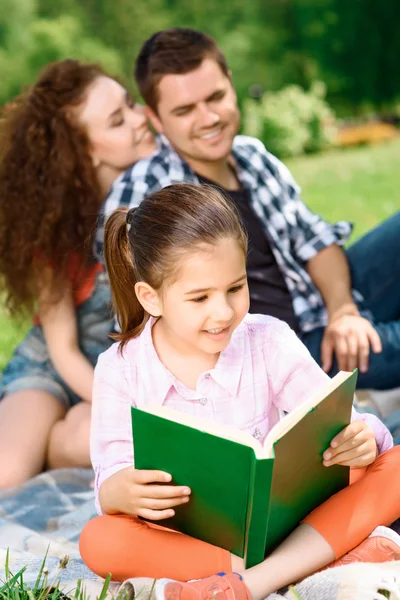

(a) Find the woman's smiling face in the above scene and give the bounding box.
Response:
[77,76,157,174]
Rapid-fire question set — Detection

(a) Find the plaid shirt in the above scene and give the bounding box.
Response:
[96,135,353,333]
[91,314,392,514]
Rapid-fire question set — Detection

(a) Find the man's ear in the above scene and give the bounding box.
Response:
[145,106,164,135]
[134,281,162,317]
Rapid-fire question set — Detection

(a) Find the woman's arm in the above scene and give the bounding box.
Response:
[38,270,95,403]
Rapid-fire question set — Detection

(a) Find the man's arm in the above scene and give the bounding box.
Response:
[307,245,356,317]
[255,141,353,263]
[255,144,382,374]
[307,245,382,373]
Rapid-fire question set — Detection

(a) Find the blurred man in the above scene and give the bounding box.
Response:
[97,28,400,390]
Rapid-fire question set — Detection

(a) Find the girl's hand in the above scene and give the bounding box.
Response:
[99,466,191,519]
[323,420,378,468]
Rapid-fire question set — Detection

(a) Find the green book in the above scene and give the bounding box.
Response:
[131,369,357,568]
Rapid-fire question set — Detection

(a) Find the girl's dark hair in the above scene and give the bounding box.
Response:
[104,183,247,351]
[0,59,108,318]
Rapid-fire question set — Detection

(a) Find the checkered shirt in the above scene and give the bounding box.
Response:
[95,135,353,333]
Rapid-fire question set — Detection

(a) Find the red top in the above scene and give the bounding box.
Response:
[33,254,104,324]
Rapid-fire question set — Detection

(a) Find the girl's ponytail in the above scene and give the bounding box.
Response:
[104,184,247,350]
[103,208,149,349]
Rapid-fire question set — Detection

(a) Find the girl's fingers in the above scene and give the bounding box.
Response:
[141,495,190,510]
[137,507,177,521]
[325,429,368,460]
[327,421,374,459]
[134,470,172,484]
[328,452,376,468]
[323,441,375,467]
[143,484,191,499]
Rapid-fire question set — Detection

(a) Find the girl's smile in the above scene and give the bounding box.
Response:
[202,323,233,341]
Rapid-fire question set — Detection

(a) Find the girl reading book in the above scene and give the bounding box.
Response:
[80,184,400,600]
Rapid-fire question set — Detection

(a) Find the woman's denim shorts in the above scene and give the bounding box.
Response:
[0,270,113,408]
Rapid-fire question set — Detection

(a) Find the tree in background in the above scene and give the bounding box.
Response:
[1,0,400,116]
[0,0,122,105]
[283,0,400,115]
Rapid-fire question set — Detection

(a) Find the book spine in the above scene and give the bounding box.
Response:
[244,457,274,568]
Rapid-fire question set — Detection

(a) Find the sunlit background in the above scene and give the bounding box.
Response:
[1,0,399,366]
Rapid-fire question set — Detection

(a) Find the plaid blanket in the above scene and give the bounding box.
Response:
[0,468,119,597]
[0,469,398,599]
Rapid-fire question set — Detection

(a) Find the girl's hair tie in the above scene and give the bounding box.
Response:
[126,207,138,232]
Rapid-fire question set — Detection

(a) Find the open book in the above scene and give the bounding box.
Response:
[131,370,357,567]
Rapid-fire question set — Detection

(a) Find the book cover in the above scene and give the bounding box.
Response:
[132,370,357,567]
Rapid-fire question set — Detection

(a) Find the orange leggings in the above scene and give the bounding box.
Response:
[79,446,400,582]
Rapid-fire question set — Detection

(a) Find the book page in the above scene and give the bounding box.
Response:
[138,404,265,455]
[261,371,353,458]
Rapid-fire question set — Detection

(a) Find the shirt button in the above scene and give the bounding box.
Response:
[199,397,208,405]
[205,374,211,380]
[253,428,262,439]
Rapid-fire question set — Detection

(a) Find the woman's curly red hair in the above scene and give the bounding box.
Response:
[0,59,108,318]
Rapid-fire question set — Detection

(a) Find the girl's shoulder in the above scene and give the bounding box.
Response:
[96,335,142,370]
[240,313,295,343]
[241,314,313,370]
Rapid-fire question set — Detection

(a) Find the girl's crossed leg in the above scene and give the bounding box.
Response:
[80,446,400,599]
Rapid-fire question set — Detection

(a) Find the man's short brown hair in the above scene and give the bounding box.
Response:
[135,28,230,112]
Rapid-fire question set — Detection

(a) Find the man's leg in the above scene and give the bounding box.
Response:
[302,212,400,389]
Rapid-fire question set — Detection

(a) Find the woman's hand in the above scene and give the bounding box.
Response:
[323,420,378,468]
[99,467,191,519]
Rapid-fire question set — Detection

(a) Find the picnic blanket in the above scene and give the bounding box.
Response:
[0,468,399,599]
[0,468,119,598]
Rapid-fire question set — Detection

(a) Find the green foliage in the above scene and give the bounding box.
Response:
[243,81,337,158]
[1,0,400,113]
[27,15,122,74]
[0,0,123,104]
[0,549,111,600]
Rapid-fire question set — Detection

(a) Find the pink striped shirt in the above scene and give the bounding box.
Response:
[91,314,393,514]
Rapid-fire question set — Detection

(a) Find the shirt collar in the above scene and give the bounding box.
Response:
[231,141,260,191]
[158,134,259,192]
[140,317,176,406]
[140,317,246,404]
[208,321,245,396]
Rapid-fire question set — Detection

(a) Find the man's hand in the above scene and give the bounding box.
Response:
[321,312,382,373]
[323,420,378,468]
[99,467,191,519]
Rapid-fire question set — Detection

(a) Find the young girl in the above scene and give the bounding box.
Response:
[80,184,400,600]
[0,59,157,487]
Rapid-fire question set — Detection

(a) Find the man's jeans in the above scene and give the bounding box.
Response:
[301,211,400,390]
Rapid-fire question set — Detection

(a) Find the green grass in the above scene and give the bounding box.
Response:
[0,550,150,600]
[286,137,400,241]
[0,138,399,370]
[0,315,28,372]
[0,550,109,600]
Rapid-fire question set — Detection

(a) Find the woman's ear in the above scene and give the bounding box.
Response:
[134,281,162,317]
[145,106,164,135]
[92,154,101,168]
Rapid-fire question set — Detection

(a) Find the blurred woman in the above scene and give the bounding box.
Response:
[0,59,157,488]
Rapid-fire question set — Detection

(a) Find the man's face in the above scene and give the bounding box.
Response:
[147,58,240,169]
